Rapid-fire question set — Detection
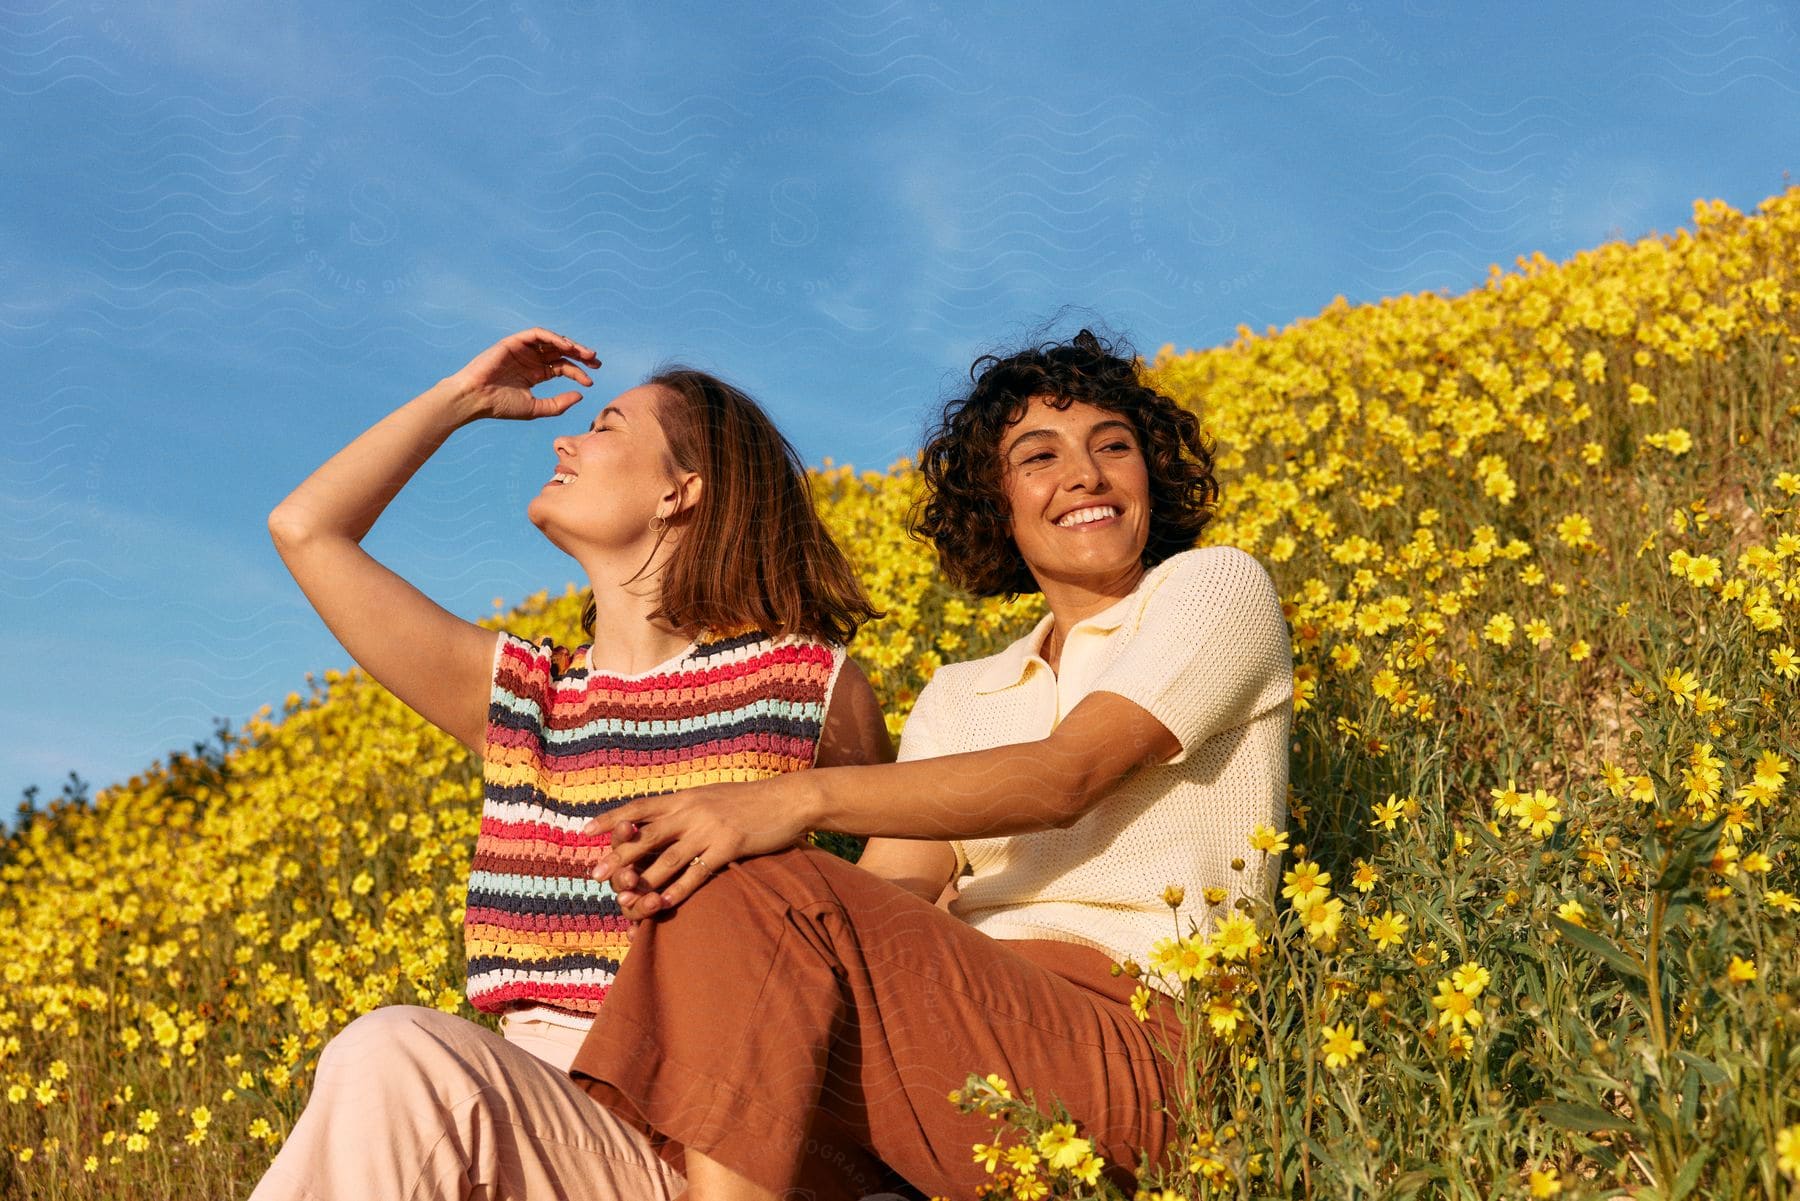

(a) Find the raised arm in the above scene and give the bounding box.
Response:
[267,328,600,756]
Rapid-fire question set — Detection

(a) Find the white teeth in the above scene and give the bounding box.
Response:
[1057,506,1118,527]
[551,473,577,485]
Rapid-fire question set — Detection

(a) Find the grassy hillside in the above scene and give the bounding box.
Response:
[4,188,1799,1198]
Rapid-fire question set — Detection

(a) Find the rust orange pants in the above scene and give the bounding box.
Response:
[569,844,1187,1200]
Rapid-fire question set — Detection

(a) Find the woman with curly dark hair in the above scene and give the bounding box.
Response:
[913,327,1221,598]
[561,327,1292,1201]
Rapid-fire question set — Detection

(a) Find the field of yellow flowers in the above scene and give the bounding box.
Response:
[5,186,1800,1199]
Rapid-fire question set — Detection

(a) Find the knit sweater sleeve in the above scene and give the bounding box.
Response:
[893,675,969,878]
[1089,547,1293,766]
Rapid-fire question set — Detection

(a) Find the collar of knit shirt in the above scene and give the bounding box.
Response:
[973,569,1160,695]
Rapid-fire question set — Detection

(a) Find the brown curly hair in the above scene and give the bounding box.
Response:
[912,328,1219,597]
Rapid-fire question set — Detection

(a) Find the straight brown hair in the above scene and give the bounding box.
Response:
[579,366,878,645]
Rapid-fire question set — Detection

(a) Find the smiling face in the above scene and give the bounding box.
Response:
[528,383,692,559]
[999,395,1152,595]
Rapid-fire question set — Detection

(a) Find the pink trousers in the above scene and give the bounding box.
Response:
[247,1008,688,1201]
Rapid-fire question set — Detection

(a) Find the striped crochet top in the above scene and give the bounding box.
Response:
[468,625,848,1022]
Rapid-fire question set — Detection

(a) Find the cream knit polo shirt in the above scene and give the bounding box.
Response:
[897,545,1294,992]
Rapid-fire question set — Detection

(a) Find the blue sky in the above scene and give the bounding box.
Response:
[3,0,1797,812]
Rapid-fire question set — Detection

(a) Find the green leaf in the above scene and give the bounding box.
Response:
[1670,1146,1714,1201]
[1653,816,1725,893]
[1679,1064,1701,1127]
[1388,1059,1436,1087]
[1467,818,1506,852]
[1611,653,1656,692]
[1674,1050,1728,1086]
[1535,1101,1638,1133]
[1415,892,1462,948]
[1550,916,1647,981]
[1381,1167,1445,1201]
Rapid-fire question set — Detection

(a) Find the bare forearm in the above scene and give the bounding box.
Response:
[269,379,478,542]
[795,691,1180,841]
[798,740,1094,840]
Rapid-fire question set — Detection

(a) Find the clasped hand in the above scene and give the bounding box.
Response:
[585,777,809,925]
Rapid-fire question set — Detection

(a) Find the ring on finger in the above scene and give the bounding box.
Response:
[690,855,711,875]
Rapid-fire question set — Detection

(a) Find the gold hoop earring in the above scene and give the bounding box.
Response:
[649,514,667,534]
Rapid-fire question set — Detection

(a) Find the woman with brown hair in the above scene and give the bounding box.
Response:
[581,327,1295,1201]
[251,327,914,1200]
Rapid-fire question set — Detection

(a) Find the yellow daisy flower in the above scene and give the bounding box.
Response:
[1319,1021,1366,1069]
